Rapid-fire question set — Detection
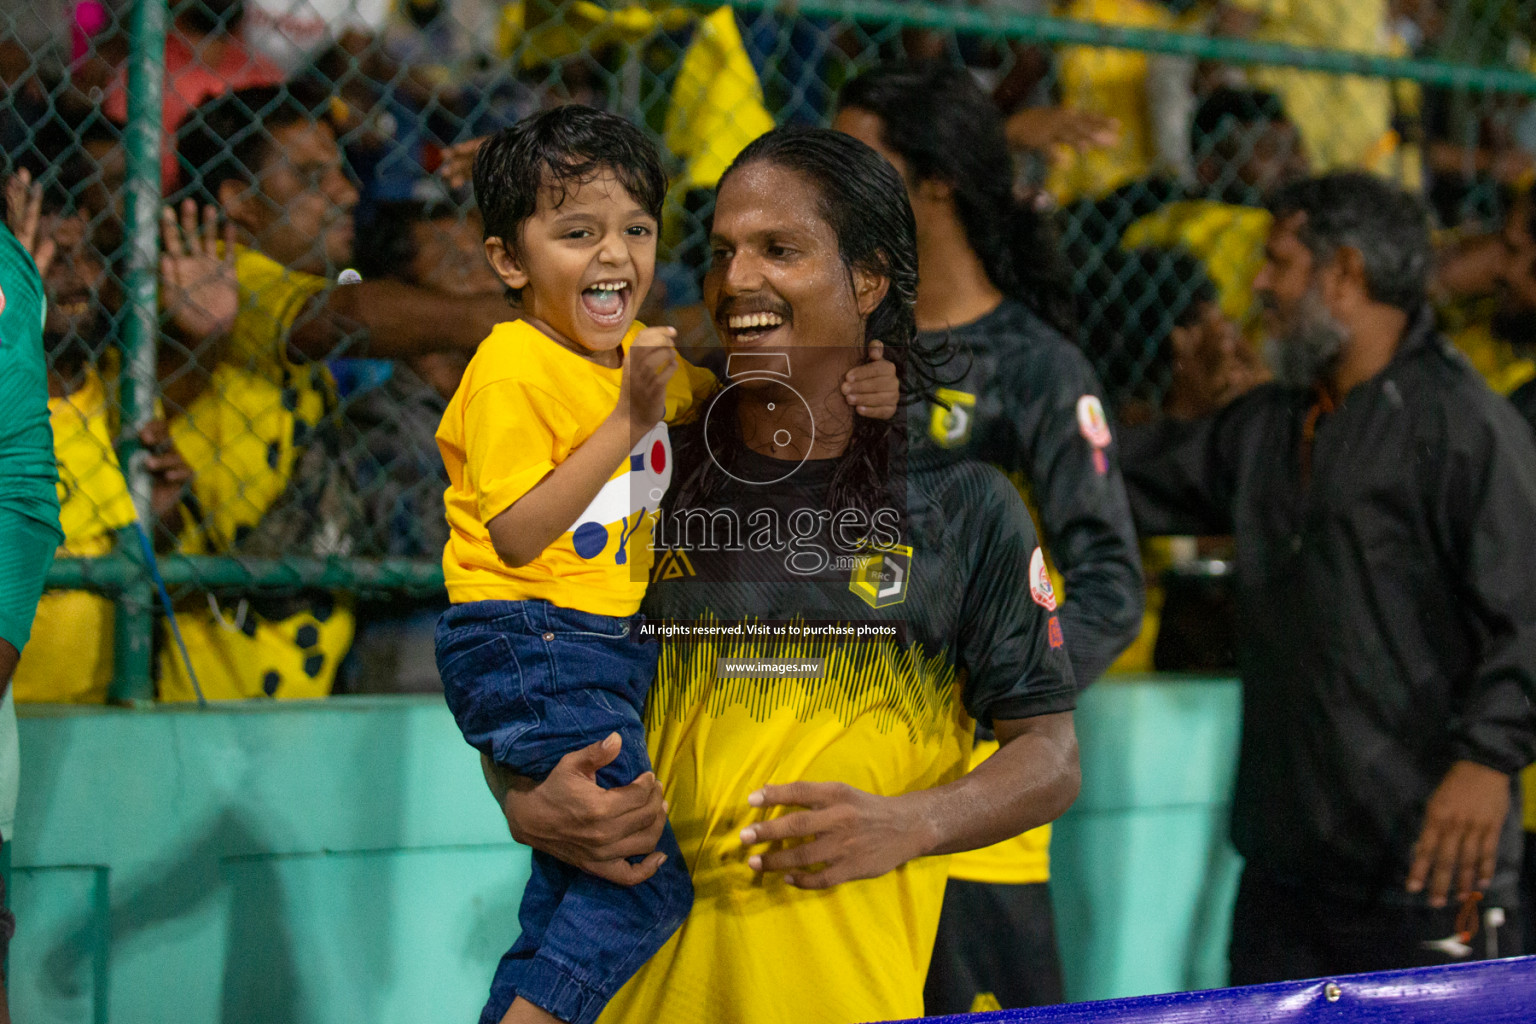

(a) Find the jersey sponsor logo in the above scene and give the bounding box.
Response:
[1029,546,1057,611]
[928,388,976,448]
[849,543,913,609]
[1076,395,1112,449]
[568,422,672,563]
[651,547,696,582]
[1047,615,1064,649]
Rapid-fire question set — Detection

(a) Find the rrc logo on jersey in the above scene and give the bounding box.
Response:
[1029,546,1057,611]
[849,544,913,609]
[928,389,976,448]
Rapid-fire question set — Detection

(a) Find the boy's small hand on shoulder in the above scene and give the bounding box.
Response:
[618,327,679,444]
[842,340,901,420]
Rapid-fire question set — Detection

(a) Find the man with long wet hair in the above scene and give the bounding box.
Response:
[479,127,1083,1024]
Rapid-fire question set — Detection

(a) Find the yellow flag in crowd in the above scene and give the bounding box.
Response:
[498,1,692,69]
[495,3,773,189]
[664,6,775,190]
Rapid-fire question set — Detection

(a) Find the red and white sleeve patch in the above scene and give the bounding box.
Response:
[1029,546,1057,611]
[1076,394,1112,449]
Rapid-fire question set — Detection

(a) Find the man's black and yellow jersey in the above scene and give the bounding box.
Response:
[596,448,1075,1024]
[913,297,1143,884]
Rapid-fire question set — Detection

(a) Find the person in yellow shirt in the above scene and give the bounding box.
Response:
[1122,87,1308,331]
[1048,0,1179,203]
[1214,0,1396,175]
[160,81,527,701]
[1433,185,1536,398]
[436,109,898,1024]
[9,204,194,702]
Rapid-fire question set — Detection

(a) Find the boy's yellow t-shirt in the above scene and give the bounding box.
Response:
[437,319,717,616]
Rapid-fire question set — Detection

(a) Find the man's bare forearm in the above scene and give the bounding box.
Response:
[288,281,513,361]
[906,711,1080,857]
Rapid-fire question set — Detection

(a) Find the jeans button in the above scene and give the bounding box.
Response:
[542,632,554,642]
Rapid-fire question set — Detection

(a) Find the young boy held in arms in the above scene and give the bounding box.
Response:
[433,106,899,1024]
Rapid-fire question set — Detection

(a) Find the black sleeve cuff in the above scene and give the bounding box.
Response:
[980,685,1078,727]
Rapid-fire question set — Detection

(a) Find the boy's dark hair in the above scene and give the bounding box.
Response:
[176,81,335,205]
[1268,172,1432,314]
[838,61,1078,341]
[353,199,466,283]
[471,105,667,253]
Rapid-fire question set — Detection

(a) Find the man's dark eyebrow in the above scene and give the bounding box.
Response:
[741,226,816,246]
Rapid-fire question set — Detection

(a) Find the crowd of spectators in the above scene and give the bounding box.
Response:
[0,0,1529,697]
[0,2,1526,685]
[3,0,1536,1017]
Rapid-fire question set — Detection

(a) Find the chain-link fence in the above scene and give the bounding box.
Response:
[4,0,1536,702]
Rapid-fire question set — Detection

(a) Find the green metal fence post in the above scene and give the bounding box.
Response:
[112,0,169,705]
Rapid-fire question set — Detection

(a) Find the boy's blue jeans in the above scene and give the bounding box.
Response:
[436,599,692,1024]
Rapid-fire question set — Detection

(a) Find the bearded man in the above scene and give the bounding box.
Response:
[1121,172,1536,982]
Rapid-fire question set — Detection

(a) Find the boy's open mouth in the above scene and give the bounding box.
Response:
[724,310,787,345]
[581,280,631,327]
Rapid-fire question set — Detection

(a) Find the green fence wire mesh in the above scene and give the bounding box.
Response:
[4,0,1536,701]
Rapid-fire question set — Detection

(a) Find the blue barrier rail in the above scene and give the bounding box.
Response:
[916,956,1536,1023]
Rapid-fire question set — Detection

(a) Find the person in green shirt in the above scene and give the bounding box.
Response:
[0,172,64,687]
[0,170,66,1024]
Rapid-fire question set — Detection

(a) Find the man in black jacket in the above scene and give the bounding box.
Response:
[1122,172,1536,982]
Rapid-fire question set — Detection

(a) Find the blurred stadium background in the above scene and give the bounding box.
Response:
[5,0,1536,703]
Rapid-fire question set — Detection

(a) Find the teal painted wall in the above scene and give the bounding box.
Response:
[11,677,1242,1022]
[1050,678,1243,1001]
